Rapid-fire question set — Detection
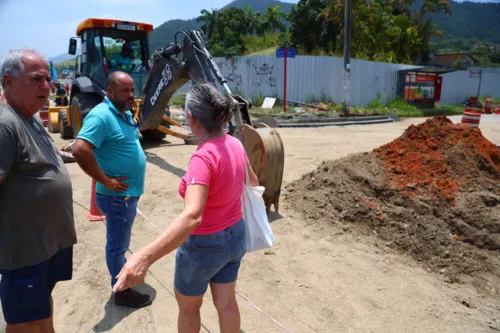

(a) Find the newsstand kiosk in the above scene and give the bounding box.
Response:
[397,67,456,108]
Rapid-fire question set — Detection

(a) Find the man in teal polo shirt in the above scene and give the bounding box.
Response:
[72,71,151,308]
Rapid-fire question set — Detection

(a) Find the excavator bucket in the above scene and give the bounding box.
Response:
[238,124,284,214]
[228,94,284,214]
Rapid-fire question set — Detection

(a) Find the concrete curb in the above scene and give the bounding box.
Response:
[278,119,394,128]
[276,115,395,128]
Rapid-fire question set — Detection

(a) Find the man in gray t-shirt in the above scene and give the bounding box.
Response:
[0,49,77,332]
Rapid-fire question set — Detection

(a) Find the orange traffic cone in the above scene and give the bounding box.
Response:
[87,179,105,221]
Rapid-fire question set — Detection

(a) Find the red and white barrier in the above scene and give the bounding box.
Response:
[39,100,49,127]
[495,104,500,115]
[87,179,105,222]
[461,111,481,128]
[57,143,104,221]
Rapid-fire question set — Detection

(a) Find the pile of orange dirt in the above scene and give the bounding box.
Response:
[284,116,500,293]
[375,115,499,204]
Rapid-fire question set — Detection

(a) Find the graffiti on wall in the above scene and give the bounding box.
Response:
[216,61,242,88]
[211,59,279,93]
[269,77,276,88]
[252,64,277,88]
[253,64,274,76]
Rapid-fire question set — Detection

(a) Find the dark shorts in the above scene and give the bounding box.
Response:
[0,246,73,325]
[174,218,247,297]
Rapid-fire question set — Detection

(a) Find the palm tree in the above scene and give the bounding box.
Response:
[419,0,452,22]
[197,9,218,40]
[261,5,286,35]
[244,5,262,36]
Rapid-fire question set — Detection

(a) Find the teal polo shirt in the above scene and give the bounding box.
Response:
[76,96,146,197]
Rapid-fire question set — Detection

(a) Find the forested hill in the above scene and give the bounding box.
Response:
[148,0,500,52]
[422,1,500,48]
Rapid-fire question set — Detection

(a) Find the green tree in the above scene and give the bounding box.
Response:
[288,0,452,64]
[416,0,452,63]
[261,5,287,34]
[288,0,339,54]
[197,9,218,40]
[208,7,249,57]
[243,5,262,36]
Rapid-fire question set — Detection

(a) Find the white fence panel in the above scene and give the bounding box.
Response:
[440,71,480,105]
[173,55,500,107]
[480,72,500,98]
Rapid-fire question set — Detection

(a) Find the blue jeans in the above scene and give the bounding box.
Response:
[95,194,139,288]
[174,218,246,296]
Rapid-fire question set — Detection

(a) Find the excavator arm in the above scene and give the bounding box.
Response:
[140,30,251,133]
[139,30,284,214]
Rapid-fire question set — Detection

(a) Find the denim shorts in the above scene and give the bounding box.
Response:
[0,246,73,324]
[174,218,246,296]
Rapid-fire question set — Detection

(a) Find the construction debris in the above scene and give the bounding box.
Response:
[284,116,500,292]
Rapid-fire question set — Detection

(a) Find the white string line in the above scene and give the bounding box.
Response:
[136,207,294,333]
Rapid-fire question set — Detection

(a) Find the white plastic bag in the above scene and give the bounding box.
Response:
[241,150,275,253]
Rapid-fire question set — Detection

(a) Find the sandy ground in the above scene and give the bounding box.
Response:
[2,114,500,333]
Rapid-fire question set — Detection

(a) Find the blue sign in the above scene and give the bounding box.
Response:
[51,67,58,81]
[276,47,296,59]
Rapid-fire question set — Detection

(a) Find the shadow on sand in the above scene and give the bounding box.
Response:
[92,282,157,332]
[140,139,188,178]
[268,210,284,223]
[144,151,186,178]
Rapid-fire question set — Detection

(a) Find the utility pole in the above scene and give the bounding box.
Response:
[477,69,483,98]
[343,0,352,115]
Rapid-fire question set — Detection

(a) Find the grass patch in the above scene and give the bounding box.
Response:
[368,94,384,109]
[248,97,467,119]
[247,47,277,56]
[362,97,465,118]
[433,104,465,115]
[243,33,279,56]
[249,107,284,117]
[481,95,500,104]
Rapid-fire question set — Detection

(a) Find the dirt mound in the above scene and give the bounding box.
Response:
[284,116,500,292]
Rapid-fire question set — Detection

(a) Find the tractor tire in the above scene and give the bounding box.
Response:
[71,93,101,137]
[59,110,74,139]
[140,107,171,142]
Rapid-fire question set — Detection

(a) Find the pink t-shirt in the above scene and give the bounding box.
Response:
[178,134,248,235]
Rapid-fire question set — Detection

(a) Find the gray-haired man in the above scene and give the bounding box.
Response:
[0,49,77,332]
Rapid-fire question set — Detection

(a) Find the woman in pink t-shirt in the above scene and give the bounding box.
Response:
[113,83,259,333]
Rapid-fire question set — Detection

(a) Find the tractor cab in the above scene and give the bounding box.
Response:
[69,18,153,98]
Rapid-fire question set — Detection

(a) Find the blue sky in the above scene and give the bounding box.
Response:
[0,0,494,60]
[0,0,298,60]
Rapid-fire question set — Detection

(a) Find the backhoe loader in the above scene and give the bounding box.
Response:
[52,18,284,213]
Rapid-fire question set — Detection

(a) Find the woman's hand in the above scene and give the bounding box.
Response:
[112,184,208,293]
[113,252,151,292]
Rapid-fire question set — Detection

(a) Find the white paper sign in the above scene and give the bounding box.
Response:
[261,97,276,109]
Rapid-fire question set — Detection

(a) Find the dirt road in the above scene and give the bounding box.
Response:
[2,115,500,333]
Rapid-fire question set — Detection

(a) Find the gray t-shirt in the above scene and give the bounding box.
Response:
[0,103,77,270]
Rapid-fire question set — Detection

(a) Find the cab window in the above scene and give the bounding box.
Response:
[104,37,147,72]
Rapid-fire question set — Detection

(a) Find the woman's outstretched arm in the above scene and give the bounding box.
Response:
[113,184,208,292]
